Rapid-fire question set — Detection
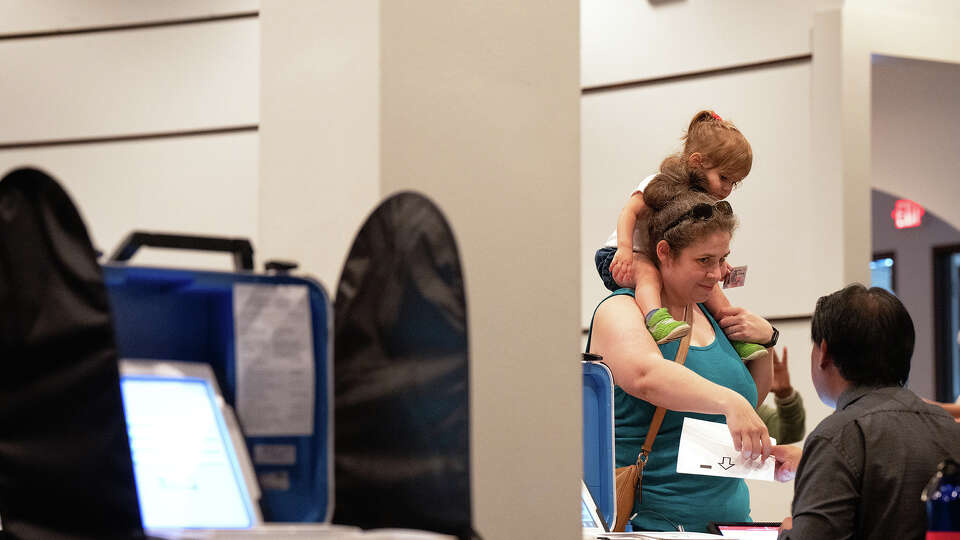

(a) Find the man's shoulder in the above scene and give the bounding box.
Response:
[806,402,858,440]
[806,387,904,437]
[813,386,960,440]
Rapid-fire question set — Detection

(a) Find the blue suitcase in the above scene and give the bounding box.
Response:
[103,232,332,523]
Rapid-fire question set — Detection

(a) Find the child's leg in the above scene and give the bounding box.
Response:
[632,253,663,314]
[634,253,689,344]
[705,284,768,362]
[594,247,620,292]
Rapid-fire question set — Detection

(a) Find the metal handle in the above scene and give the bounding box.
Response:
[108,231,254,271]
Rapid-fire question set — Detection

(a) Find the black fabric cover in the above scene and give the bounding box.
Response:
[333,192,471,538]
[0,168,144,539]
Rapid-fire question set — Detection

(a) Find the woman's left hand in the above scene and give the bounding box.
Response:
[715,306,774,343]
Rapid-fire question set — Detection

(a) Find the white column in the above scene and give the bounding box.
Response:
[261,2,581,538]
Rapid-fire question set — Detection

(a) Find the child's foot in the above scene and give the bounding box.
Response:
[646,308,691,344]
[732,341,768,363]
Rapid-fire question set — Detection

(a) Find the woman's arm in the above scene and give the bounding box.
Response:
[923,398,960,420]
[591,295,771,460]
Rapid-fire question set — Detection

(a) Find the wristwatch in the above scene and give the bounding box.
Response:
[760,326,779,348]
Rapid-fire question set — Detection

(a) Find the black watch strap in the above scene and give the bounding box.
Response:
[760,326,779,348]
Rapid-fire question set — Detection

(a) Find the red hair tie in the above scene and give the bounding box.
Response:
[710,111,723,121]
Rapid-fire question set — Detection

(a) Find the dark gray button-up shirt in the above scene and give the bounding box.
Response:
[780,385,960,540]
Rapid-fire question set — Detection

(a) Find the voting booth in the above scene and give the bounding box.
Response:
[106,193,474,538]
[1,168,471,538]
[104,235,332,526]
[582,359,617,531]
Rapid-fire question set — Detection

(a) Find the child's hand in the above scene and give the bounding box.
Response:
[609,248,634,286]
[721,260,733,281]
[716,306,774,343]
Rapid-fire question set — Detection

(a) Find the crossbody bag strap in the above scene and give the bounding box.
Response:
[639,305,694,460]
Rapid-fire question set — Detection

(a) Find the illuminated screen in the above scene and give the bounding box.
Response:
[717,524,780,539]
[121,376,254,529]
[870,257,894,294]
[581,499,598,528]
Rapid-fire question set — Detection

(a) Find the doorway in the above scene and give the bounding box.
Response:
[934,246,960,402]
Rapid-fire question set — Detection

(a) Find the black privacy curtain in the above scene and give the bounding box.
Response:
[0,168,143,539]
[333,192,473,539]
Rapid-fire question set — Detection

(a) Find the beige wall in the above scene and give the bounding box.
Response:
[0,0,257,34]
[258,1,379,287]
[581,0,818,87]
[0,2,259,270]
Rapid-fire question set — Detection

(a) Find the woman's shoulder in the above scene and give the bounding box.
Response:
[593,289,641,323]
[595,289,636,313]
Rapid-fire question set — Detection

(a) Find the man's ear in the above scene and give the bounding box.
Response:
[816,339,832,370]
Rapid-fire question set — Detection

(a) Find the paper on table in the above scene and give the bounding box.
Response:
[596,533,724,539]
[676,417,776,481]
[234,283,314,436]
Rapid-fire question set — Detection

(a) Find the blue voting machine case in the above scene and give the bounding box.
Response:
[102,233,332,524]
[583,359,616,530]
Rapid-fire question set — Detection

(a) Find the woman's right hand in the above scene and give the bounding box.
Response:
[722,391,771,462]
[609,248,634,286]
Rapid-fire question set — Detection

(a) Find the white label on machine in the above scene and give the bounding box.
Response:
[258,471,291,491]
[234,283,315,436]
[253,443,297,465]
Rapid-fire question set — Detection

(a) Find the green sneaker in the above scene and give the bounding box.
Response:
[646,308,691,344]
[732,341,768,363]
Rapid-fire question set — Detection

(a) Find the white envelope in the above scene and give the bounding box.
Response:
[676,417,776,482]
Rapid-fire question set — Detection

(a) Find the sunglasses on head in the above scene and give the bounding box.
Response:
[663,200,733,234]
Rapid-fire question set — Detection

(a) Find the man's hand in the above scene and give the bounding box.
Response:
[780,517,793,532]
[771,347,793,399]
[716,306,775,344]
[771,444,802,482]
[609,248,634,287]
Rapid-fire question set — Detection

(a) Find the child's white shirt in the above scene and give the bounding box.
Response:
[602,174,657,251]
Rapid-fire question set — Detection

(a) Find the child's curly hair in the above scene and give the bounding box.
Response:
[660,110,753,186]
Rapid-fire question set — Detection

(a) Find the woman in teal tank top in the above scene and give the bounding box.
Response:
[587,179,775,532]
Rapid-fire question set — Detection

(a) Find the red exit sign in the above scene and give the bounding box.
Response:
[891,199,925,229]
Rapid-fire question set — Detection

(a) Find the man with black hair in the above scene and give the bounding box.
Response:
[772,284,960,540]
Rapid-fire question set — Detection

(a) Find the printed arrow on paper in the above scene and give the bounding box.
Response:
[718,456,735,470]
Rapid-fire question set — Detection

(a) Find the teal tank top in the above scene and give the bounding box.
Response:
[588,289,756,532]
